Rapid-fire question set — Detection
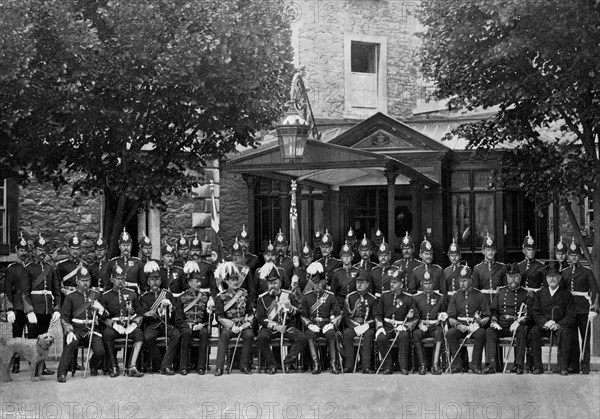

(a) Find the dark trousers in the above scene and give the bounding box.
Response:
[343,327,374,371]
[144,325,181,371]
[304,328,336,343]
[27,314,51,339]
[568,314,591,371]
[103,326,144,368]
[11,310,28,338]
[256,326,307,368]
[412,325,443,367]
[216,328,254,371]
[529,325,571,371]
[485,324,528,369]
[57,330,105,376]
[377,329,410,371]
[447,327,486,371]
[180,326,210,371]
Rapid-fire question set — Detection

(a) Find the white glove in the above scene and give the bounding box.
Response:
[113,323,126,335]
[544,320,556,329]
[7,311,16,323]
[437,312,448,322]
[160,299,172,307]
[510,321,519,333]
[232,325,240,334]
[283,300,293,312]
[354,323,369,336]
[207,297,215,311]
[51,311,61,322]
[292,256,300,269]
[291,275,299,287]
[589,311,598,321]
[125,323,138,334]
[375,327,386,339]
[27,312,38,324]
[419,322,428,332]
[323,323,334,333]
[308,324,320,333]
[193,323,205,331]
[274,324,286,333]
[66,332,77,345]
[92,301,104,315]
[395,324,407,332]
[468,323,480,334]
[490,321,502,330]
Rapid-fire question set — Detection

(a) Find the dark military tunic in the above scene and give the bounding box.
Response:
[330,266,360,307]
[316,256,342,286]
[26,261,60,315]
[371,264,401,298]
[100,287,140,325]
[301,290,340,328]
[159,265,187,295]
[4,261,31,312]
[413,290,446,322]
[444,263,463,297]
[409,264,446,295]
[88,258,110,291]
[392,257,422,281]
[447,287,491,322]
[490,286,530,327]
[108,256,145,293]
[561,264,599,315]
[375,291,419,332]
[55,258,81,295]
[276,255,294,281]
[517,259,545,290]
[473,260,506,302]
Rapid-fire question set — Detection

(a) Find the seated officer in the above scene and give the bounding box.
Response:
[446,266,490,374]
[57,266,105,382]
[100,265,144,378]
[412,274,447,375]
[140,261,182,375]
[177,261,211,375]
[529,261,576,375]
[301,262,342,374]
[375,274,418,375]
[256,265,307,374]
[341,271,376,374]
[256,243,289,295]
[214,261,254,376]
[484,263,531,374]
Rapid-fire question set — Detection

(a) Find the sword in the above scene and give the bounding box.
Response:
[122,295,131,376]
[441,320,451,374]
[446,312,479,374]
[353,305,369,373]
[280,309,288,373]
[581,295,597,363]
[503,303,526,373]
[229,327,242,374]
[83,289,100,379]
[376,310,412,375]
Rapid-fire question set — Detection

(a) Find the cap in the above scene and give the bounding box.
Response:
[373,229,384,246]
[161,243,175,255]
[264,241,276,255]
[420,237,433,253]
[522,231,535,250]
[377,240,391,256]
[356,270,369,282]
[139,234,152,247]
[68,233,81,248]
[506,262,520,276]
[33,234,48,250]
[545,261,561,276]
[239,225,250,243]
[448,238,460,256]
[345,228,357,244]
[401,232,414,249]
[94,234,107,251]
[554,236,566,253]
[358,234,372,251]
[118,229,132,245]
[231,238,243,256]
[275,229,288,247]
[111,264,126,279]
[190,233,202,251]
[482,233,495,250]
[16,233,28,250]
[300,242,313,259]
[320,229,333,247]
[177,234,189,250]
[567,238,581,255]
[458,265,473,279]
[339,243,353,258]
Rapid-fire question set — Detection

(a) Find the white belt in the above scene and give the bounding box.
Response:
[447,291,456,296]
[72,318,95,325]
[384,317,405,326]
[31,290,52,295]
[457,316,474,322]
[572,291,590,297]
[126,282,139,289]
[480,289,497,294]
[111,316,135,322]
[524,287,540,293]
[61,286,76,295]
[421,319,439,325]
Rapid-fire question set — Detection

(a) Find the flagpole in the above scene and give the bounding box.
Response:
[289,180,301,258]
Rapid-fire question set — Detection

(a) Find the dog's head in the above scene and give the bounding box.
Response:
[37,333,54,350]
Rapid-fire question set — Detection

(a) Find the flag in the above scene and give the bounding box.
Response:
[210,180,220,234]
[289,180,301,257]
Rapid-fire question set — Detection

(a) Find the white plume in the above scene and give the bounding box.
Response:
[214,261,239,281]
[306,261,324,276]
[183,260,200,274]
[258,262,277,280]
[143,260,160,274]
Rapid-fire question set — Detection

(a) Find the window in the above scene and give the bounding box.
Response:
[351,42,377,73]
[584,197,594,237]
[0,179,18,255]
[0,180,5,243]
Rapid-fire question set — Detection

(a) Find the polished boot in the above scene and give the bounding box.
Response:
[328,341,339,374]
[431,342,443,375]
[308,340,321,374]
[414,342,427,375]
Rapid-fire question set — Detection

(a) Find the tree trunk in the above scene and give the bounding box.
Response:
[102,188,141,258]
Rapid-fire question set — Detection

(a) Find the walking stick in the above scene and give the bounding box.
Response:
[445,313,480,374]
[83,309,97,379]
[205,311,212,371]
[376,314,411,375]
[122,296,131,376]
[280,310,288,373]
[547,306,558,372]
[164,310,169,352]
[353,306,369,373]
[503,303,526,373]
[229,328,242,373]
[580,296,597,363]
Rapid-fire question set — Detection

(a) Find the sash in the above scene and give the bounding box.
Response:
[239,265,250,280]
[62,267,79,283]
[347,296,363,318]
[303,279,315,294]
[183,292,204,313]
[223,290,244,312]
[72,300,92,319]
[149,289,168,312]
[31,265,53,290]
[266,292,290,321]
[488,263,503,282]
[525,263,543,278]
[310,293,328,316]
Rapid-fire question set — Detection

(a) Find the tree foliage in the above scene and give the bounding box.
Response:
[1,0,294,255]
[419,0,600,281]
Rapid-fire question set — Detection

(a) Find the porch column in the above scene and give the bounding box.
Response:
[242,174,258,253]
[411,180,423,243]
[384,167,400,247]
[148,207,161,260]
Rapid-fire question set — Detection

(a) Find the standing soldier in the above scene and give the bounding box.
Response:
[187,234,218,297]
[518,232,545,292]
[301,262,342,374]
[256,265,307,374]
[371,240,399,298]
[290,243,314,296]
[55,233,83,300]
[562,239,599,374]
[174,234,190,269]
[159,243,186,295]
[230,238,255,298]
[345,227,361,265]
[529,261,576,375]
[313,230,323,261]
[26,234,61,375]
[316,230,342,287]
[139,234,153,265]
[484,263,531,374]
[238,225,260,276]
[412,274,447,375]
[88,234,110,292]
[341,271,376,374]
[446,266,490,374]
[56,266,105,382]
[108,229,144,295]
[354,235,378,272]
[100,265,144,378]
[274,230,294,279]
[409,237,446,295]
[372,229,385,263]
[330,243,360,308]
[214,261,254,376]
[4,234,32,373]
[178,263,211,375]
[473,234,506,303]
[375,273,418,375]
[393,233,422,280]
[554,237,569,272]
[139,261,182,375]
[444,239,463,297]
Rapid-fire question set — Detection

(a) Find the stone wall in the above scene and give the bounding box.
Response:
[218,171,250,250]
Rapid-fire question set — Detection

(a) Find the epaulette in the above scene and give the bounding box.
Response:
[432,290,443,296]
[324,290,333,295]
[129,256,140,261]
[124,287,135,292]
[404,291,414,296]
[412,291,423,296]
[412,264,425,272]
[474,261,485,267]
[258,291,269,299]
[433,264,442,270]
[382,290,392,295]
[56,258,69,265]
[102,290,112,295]
[7,261,18,268]
[140,291,150,297]
[497,285,508,290]
[110,256,121,261]
[333,266,344,272]
[347,290,357,298]
[281,289,291,295]
[367,292,376,299]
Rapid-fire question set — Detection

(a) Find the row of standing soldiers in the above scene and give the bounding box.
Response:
[3,226,598,378]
